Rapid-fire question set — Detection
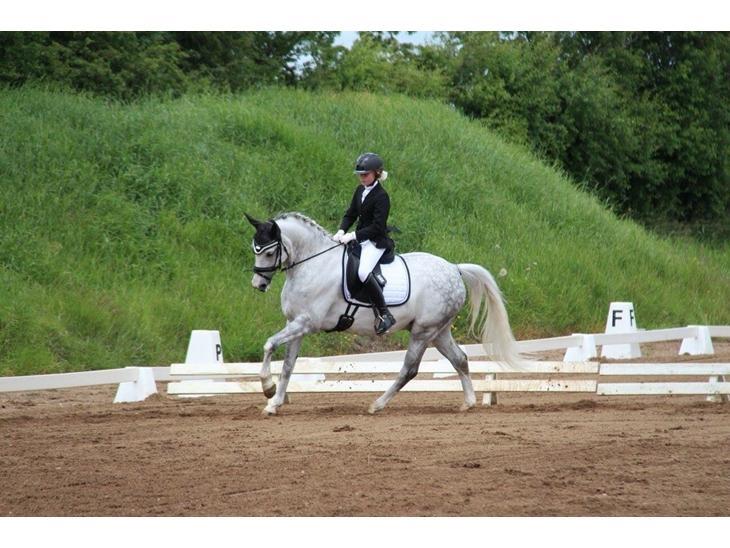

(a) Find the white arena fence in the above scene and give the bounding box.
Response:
[167,359,730,405]
[326,325,729,362]
[0,325,728,404]
[0,367,160,403]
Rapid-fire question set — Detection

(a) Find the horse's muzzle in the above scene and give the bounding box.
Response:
[252,275,270,292]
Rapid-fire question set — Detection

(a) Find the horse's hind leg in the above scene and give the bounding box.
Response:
[433,326,476,411]
[368,331,432,415]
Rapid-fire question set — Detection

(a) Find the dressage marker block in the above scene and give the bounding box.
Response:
[185,330,224,365]
[601,302,641,359]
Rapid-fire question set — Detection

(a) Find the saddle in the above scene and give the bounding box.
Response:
[345,242,395,303]
[327,242,411,332]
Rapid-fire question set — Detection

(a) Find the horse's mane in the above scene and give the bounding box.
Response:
[274,212,332,238]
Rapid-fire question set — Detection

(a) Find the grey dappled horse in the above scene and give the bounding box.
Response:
[246,212,523,415]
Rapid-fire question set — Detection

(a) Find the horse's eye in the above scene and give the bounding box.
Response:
[266,251,275,258]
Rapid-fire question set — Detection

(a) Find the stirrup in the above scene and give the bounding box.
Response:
[374,309,396,335]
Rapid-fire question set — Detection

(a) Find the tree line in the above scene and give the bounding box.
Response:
[1,31,728,233]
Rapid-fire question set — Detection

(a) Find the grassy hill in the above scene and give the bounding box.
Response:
[1,87,728,375]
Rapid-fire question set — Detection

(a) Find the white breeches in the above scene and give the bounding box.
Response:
[358,240,386,282]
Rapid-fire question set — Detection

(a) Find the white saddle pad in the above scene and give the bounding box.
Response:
[342,253,411,307]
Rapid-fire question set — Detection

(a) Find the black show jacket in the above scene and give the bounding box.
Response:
[339,183,394,251]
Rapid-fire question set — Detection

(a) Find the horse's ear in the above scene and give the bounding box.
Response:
[270,221,281,239]
[244,212,261,228]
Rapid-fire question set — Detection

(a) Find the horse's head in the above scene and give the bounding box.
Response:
[245,213,287,292]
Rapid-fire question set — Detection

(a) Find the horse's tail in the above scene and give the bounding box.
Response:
[457,263,524,370]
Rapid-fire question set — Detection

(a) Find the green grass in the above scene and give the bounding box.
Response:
[1,86,729,375]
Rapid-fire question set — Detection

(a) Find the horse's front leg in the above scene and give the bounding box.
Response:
[260,316,312,401]
[263,336,303,416]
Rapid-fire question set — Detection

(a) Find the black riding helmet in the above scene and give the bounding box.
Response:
[354,152,384,174]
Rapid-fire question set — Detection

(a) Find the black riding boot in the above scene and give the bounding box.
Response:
[363,273,396,335]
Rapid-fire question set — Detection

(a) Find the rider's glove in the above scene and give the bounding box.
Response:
[340,232,357,244]
[332,229,345,242]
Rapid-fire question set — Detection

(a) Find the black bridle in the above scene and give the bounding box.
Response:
[251,239,286,282]
[252,237,342,282]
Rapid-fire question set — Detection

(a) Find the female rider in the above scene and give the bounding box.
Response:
[333,152,396,335]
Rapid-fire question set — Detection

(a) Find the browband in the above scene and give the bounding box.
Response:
[252,240,279,255]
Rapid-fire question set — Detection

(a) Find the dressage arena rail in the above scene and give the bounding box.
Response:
[325,325,730,362]
[0,367,161,403]
[166,359,730,404]
[0,325,728,403]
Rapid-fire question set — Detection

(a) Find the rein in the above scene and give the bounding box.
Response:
[282,242,343,272]
[251,239,342,280]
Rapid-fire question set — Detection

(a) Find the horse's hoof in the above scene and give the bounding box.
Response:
[368,404,382,415]
[262,406,277,416]
[459,402,475,412]
[263,383,277,399]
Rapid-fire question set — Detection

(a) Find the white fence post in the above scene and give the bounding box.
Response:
[114,367,157,403]
[679,325,714,356]
[563,334,597,362]
[481,373,498,406]
[706,375,728,403]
